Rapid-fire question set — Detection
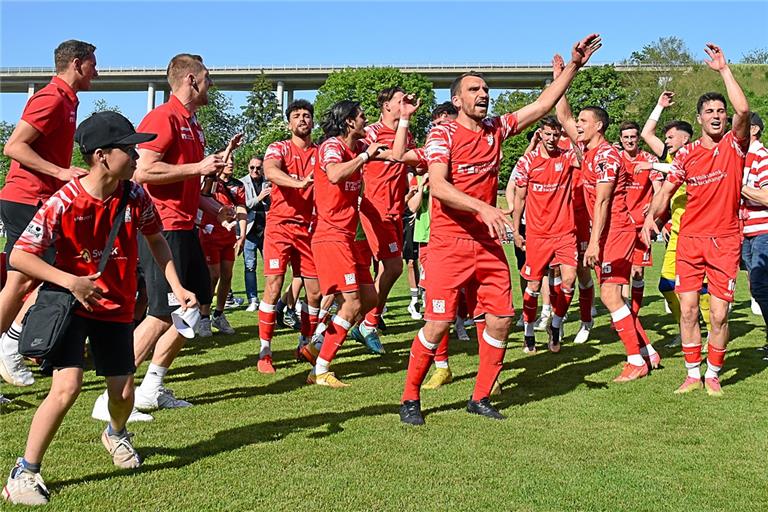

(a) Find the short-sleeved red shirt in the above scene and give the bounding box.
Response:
[667,130,747,237]
[14,179,162,323]
[1,77,78,206]
[741,140,768,237]
[622,150,662,225]
[313,137,366,242]
[513,145,577,237]
[580,140,635,233]
[362,122,416,216]
[424,113,519,240]
[137,95,206,231]
[200,178,246,243]
[263,140,316,227]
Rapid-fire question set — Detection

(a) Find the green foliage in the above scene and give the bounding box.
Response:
[492,90,540,188]
[741,47,768,64]
[90,98,122,115]
[232,119,291,180]
[314,67,436,144]
[0,121,14,188]
[626,36,695,66]
[565,65,629,141]
[197,87,242,154]
[240,73,281,144]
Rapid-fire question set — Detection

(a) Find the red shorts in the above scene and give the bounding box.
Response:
[631,230,653,267]
[418,242,428,286]
[423,235,514,322]
[520,232,578,282]
[263,222,317,278]
[354,239,373,269]
[676,234,741,302]
[312,239,374,296]
[360,206,403,261]
[574,209,591,256]
[595,229,634,285]
[200,235,235,266]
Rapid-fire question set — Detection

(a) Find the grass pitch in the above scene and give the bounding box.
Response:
[2,243,768,511]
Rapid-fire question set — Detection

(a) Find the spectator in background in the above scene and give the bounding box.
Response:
[241,156,271,311]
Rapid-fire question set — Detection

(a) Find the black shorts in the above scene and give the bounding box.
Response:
[402,217,419,262]
[49,315,136,377]
[0,200,56,269]
[514,223,526,271]
[139,229,212,317]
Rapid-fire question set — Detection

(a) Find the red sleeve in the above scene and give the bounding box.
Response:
[137,109,175,155]
[595,146,621,184]
[495,113,520,141]
[134,185,163,236]
[13,193,62,256]
[755,149,768,189]
[425,126,451,166]
[235,185,246,207]
[513,154,531,187]
[264,141,286,163]
[319,139,344,172]
[21,91,63,136]
[667,144,690,187]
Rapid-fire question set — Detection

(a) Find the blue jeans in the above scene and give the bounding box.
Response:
[742,233,768,339]
[244,237,263,301]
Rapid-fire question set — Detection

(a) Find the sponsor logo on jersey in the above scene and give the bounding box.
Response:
[24,222,44,240]
[80,249,91,263]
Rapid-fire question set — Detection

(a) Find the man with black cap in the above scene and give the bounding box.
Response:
[740,112,768,353]
[2,111,197,506]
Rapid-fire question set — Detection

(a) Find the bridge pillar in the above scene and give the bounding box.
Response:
[147,82,156,112]
[286,89,294,107]
[276,81,285,109]
[27,82,35,98]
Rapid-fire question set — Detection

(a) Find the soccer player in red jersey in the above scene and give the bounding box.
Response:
[0,40,98,389]
[258,99,321,373]
[571,154,597,344]
[643,44,750,396]
[129,54,233,412]
[308,100,399,387]
[512,115,579,354]
[400,34,602,425]
[2,112,196,506]
[198,155,247,336]
[619,121,662,318]
[556,90,658,383]
[352,87,418,351]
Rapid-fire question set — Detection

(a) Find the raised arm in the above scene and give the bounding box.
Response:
[640,91,675,158]
[705,43,749,144]
[515,34,602,131]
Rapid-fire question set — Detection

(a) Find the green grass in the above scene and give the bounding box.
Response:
[2,243,768,511]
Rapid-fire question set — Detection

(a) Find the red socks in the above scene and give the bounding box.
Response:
[317,315,351,364]
[631,279,644,316]
[554,286,574,319]
[402,329,438,402]
[523,288,539,324]
[258,302,276,342]
[610,305,642,356]
[472,330,506,401]
[434,332,450,364]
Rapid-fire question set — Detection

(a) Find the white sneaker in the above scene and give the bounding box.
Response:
[664,300,672,314]
[0,394,9,405]
[212,313,235,334]
[752,298,762,316]
[533,312,551,332]
[246,298,259,312]
[407,303,422,320]
[311,331,325,350]
[134,386,191,411]
[0,338,34,387]
[3,462,49,505]
[196,318,213,338]
[101,429,142,469]
[573,321,593,344]
[91,392,153,423]
[455,319,470,341]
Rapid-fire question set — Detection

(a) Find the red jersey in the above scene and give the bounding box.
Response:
[137,95,206,231]
[263,140,316,226]
[741,140,768,237]
[424,113,520,240]
[622,150,662,225]
[362,122,416,216]
[14,180,162,323]
[1,77,78,206]
[667,130,747,237]
[580,141,634,233]
[513,145,577,237]
[313,137,366,242]
[200,178,246,243]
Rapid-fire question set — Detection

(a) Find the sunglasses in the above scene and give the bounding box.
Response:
[249,165,263,170]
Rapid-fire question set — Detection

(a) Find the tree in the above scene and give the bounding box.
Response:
[90,98,122,115]
[233,120,291,179]
[492,90,540,188]
[741,48,768,64]
[0,121,15,188]
[196,87,241,154]
[565,66,629,141]
[626,36,695,67]
[314,67,436,144]
[240,73,281,144]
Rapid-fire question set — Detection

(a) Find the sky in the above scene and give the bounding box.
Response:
[1,0,767,125]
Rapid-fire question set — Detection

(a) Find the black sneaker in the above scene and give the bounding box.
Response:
[377,316,387,332]
[524,335,536,353]
[284,308,301,331]
[275,301,286,328]
[399,400,425,426]
[467,397,504,420]
[546,324,561,353]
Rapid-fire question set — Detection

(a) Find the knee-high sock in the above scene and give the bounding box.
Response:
[316,315,351,368]
[611,305,642,358]
[579,280,594,322]
[473,330,506,401]
[705,344,726,378]
[258,301,276,344]
[550,276,562,315]
[523,288,539,324]
[553,285,574,322]
[682,341,702,378]
[402,329,438,402]
[631,279,644,316]
[434,332,450,367]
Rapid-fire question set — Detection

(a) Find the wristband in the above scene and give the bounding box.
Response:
[398,119,410,129]
[358,152,370,163]
[649,104,664,122]
[651,162,673,174]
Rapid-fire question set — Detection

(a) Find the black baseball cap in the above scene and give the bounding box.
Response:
[75,111,156,154]
[751,112,764,132]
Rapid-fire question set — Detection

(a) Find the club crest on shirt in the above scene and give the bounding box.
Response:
[555,162,564,173]
[486,134,494,146]
[80,249,91,263]
[310,156,316,166]
[124,209,132,223]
